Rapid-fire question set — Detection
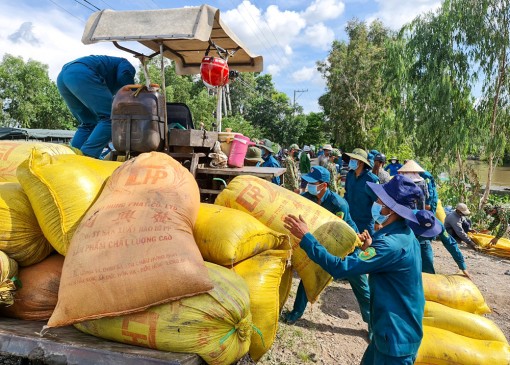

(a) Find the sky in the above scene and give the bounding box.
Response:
[0,0,441,114]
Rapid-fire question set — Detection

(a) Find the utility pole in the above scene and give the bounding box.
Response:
[293,89,308,116]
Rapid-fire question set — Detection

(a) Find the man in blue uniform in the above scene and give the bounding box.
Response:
[344,148,379,235]
[384,157,402,176]
[258,140,281,185]
[408,210,471,278]
[282,166,371,330]
[57,55,136,158]
[284,175,425,365]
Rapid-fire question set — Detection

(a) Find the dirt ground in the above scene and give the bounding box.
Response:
[258,242,510,365]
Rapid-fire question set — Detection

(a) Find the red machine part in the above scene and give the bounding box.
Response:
[200,56,229,87]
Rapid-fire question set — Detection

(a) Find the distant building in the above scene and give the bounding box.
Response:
[0,128,75,144]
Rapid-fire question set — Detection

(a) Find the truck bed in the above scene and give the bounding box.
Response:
[0,318,204,365]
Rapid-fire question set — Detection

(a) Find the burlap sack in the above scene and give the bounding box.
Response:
[47,152,212,328]
[0,254,63,320]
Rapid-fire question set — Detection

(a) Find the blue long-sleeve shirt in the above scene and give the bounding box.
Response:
[301,189,358,233]
[417,223,466,270]
[344,169,379,234]
[420,171,439,213]
[384,162,402,176]
[261,154,281,185]
[300,219,424,357]
[65,55,136,95]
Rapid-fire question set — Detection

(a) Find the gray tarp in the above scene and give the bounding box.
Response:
[82,4,263,75]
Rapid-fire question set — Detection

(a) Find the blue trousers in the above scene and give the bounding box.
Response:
[292,274,371,324]
[420,241,435,274]
[57,63,114,158]
[361,341,417,365]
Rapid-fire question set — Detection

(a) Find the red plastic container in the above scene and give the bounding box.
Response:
[228,134,253,168]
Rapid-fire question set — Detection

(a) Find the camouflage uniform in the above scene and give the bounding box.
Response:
[283,155,299,192]
[487,205,510,240]
[325,161,339,194]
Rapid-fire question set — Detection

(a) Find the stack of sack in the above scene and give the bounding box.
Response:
[417,273,510,364]
[212,175,362,360]
[0,142,254,364]
[0,141,368,364]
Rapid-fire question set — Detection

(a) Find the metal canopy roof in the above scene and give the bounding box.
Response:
[82,4,263,75]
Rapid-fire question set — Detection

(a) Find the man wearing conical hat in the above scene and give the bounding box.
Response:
[398,160,438,212]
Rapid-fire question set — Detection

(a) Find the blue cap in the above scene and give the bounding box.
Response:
[407,210,443,238]
[302,166,330,183]
[366,174,424,223]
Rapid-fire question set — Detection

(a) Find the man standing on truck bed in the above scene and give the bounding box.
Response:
[57,55,136,158]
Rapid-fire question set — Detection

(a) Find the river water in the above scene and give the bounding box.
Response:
[466,160,510,187]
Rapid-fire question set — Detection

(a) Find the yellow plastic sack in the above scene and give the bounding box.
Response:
[0,250,18,306]
[232,249,290,361]
[215,175,361,304]
[74,262,252,365]
[279,265,293,312]
[416,326,510,365]
[0,182,53,266]
[435,199,446,223]
[422,273,490,314]
[469,232,510,259]
[194,203,291,266]
[423,301,507,343]
[16,149,122,256]
[0,141,75,182]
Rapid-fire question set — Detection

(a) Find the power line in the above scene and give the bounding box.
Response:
[46,0,85,23]
[234,76,277,105]
[96,0,114,8]
[224,0,286,68]
[81,0,101,11]
[240,1,288,62]
[148,0,159,9]
[72,0,96,12]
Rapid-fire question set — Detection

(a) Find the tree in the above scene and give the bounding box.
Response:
[298,112,330,147]
[318,20,393,150]
[243,74,303,146]
[0,54,75,129]
[448,0,510,207]
[391,7,478,198]
[221,114,262,139]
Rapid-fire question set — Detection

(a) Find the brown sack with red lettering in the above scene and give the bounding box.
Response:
[46,152,212,328]
[0,254,64,320]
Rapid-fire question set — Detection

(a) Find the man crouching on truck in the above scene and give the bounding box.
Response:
[57,55,135,158]
[284,175,425,365]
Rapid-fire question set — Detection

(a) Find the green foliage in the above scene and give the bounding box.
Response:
[298,112,330,147]
[242,74,303,146]
[318,19,394,151]
[221,114,262,139]
[0,54,75,129]
[383,143,415,164]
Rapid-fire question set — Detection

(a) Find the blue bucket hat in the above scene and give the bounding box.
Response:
[407,210,443,238]
[302,166,330,184]
[367,174,423,223]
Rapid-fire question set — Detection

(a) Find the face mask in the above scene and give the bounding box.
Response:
[348,159,359,170]
[372,202,391,225]
[391,160,396,164]
[307,183,323,196]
